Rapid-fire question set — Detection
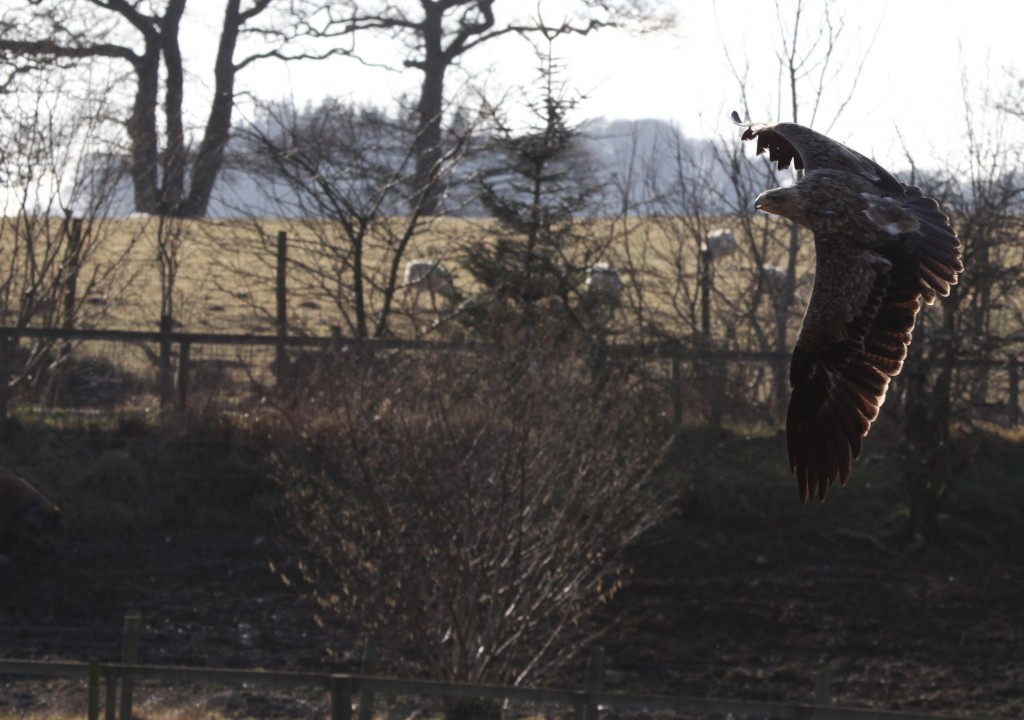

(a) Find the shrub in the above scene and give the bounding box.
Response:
[274,335,678,688]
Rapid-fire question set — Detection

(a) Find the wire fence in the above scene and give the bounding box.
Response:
[0,656,1003,720]
[1,326,1021,430]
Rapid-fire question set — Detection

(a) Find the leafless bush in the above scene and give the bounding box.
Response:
[273,336,677,688]
[0,70,144,401]
[892,71,1024,541]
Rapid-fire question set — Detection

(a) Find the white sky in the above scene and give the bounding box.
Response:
[202,0,1023,173]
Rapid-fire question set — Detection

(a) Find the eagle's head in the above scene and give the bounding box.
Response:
[754,169,879,235]
[754,184,808,224]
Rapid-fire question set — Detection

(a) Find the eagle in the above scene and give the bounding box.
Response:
[732,112,963,503]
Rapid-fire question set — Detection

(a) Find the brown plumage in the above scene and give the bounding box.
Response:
[732,112,963,503]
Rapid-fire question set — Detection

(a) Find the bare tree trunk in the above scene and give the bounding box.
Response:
[126,47,161,214]
[902,300,957,543]
[160,0,188,213]
[411,19,447,216]
[181,0,245,218]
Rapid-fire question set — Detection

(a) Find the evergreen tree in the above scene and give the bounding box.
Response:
[459,43,616,345]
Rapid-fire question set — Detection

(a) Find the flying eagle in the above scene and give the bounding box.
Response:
[732,112,963,503]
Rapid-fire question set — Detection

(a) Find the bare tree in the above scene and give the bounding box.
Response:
[0,0,347,217]
[896,71,1024,543]
[610,120,800,423]
[274,335,676,696]
[232,97,471,339]
[0,70,143,398]
[271,0,674,215]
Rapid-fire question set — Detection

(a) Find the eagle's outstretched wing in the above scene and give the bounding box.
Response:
[787,218,920,502]
[732,111,905,197]
[735,113,963,502]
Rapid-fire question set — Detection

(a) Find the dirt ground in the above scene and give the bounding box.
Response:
[609,508,1024,717]
[2,481,1023,719]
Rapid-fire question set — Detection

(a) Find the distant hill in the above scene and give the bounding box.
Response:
[80,118,756,218]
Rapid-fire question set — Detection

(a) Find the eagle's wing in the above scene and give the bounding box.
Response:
[787,188,962,502]
[732,111,905,197]
[895,186,963,302]
[787,243,912,503]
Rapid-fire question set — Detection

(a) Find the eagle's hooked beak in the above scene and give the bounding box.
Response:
[754,186,801,221]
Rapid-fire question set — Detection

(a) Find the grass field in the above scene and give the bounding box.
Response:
[0,213,815,417]
[1,214,812,338]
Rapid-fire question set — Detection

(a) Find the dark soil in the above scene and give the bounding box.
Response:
[607,508,1024,718]
[2,437,1023,718]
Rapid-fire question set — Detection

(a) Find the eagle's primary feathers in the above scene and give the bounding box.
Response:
[732,112,963,503]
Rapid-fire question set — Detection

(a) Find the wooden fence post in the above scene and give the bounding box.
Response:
[0,333,9,430]
[1009,354,1020,425]
[158,315,174,408]
[275,231,288,389]
[358,636,377,720]
[584,649,605,720]
[104,666,117,720]
[87,659,100,720]
[176,339,191,412]
[699,248,712,341]
[61,216,83,325]
[574,648,604,720]
[697,241,723,426]
[799,661,834,720]
[330,676,354,720]
[119,614,141,720]
[709,349,725,430]
[814,661,833,705]
[54,215,83,406]
[671,352,683,424]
